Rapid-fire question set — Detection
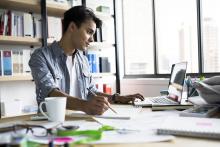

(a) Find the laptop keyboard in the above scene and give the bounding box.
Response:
[150,96,178,104]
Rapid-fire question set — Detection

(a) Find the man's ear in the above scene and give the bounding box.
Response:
[68,22,77,32]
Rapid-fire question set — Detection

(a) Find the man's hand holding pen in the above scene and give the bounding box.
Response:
[85,88,144,115]
[84,94,110,115]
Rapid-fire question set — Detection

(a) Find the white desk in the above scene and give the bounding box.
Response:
[0,105,220,147]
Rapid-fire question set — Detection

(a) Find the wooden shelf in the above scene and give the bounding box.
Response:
[92,73,115,78]
[95,11,113,20]
[47,1,70,17]
[88,42,114,50]
[0,0,41,14]
[0,35,41,46]
[0,74,33,82]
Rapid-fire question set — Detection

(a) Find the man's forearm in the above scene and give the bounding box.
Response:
[49,89,87,112]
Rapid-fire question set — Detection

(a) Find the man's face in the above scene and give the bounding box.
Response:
[71,19,96,51]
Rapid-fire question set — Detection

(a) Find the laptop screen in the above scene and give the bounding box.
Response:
[167,62,187,103]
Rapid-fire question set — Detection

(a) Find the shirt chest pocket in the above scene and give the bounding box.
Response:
[54,73,62,87]
[82,63,91,87]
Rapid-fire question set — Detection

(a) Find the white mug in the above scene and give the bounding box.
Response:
[39,97,67,122]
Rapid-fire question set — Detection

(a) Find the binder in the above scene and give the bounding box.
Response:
[157,116,220,139]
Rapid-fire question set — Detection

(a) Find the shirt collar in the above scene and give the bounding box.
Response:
[51,41,65,58]
[51,41,80,58]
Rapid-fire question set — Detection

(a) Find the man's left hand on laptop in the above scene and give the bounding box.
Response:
[115,93,144,104]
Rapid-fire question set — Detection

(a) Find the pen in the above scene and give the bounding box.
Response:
[87,88,118,114]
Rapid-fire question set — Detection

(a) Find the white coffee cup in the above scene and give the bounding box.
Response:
[39,97,67,122]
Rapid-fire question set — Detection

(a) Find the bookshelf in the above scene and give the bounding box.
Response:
[0,35,41,46]
[47,1,70,17]
[0,0,119,105]
[0,0,41,14]
[85,0,119,93]
[0,74,33,82]
[0,0,42,118]
[0,0,42,80]
[0,0,119,87]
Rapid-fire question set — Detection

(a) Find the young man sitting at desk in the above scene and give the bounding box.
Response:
[29,6,144,115]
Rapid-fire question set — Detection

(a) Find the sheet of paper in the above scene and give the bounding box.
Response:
[67,106,142,120]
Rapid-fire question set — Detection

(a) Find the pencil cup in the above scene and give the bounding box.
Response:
[39,97,67,122]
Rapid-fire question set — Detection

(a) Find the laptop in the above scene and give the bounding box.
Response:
[134,62,190,108]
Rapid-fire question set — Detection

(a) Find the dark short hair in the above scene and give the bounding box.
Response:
[63,6,102,33]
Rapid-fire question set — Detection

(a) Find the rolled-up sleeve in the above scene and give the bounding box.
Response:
[29,49,59,102]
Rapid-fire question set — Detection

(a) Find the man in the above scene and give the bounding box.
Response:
[29,6,144,115]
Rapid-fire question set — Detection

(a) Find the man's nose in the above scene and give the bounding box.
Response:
[89,36,94,42]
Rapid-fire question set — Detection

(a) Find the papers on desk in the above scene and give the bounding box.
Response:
[93,109,179,144]
[0,106,179,145]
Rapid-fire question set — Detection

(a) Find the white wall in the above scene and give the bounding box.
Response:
[120,78,169,97]
[0,81,37,106]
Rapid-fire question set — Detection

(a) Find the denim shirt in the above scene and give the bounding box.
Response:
[29,41,97,104]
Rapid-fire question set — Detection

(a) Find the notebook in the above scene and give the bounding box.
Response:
[157,116,220,139]
[134,62,191,108]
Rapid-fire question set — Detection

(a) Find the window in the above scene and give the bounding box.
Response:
[122,0,220,77]
[123,0,154,75]
[202,0,220,73]
[155,0,198,74]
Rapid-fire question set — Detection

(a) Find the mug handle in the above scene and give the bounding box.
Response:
[39,101,50,120]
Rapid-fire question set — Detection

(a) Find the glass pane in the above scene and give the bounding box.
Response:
[202,0,220,73]
[156,0,198,74]
[123,0,154,75]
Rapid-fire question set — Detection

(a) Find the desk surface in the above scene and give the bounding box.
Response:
[0,105,220,147]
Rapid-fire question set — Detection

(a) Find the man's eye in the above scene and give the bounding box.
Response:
[87,30,94,35]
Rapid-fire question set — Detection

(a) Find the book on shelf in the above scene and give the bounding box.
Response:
[87,53,100,73]
[91,53,98,73]
[2,50,12,76]
[48,16,62,41]
[1,49,31,76]
[87,53,93,73]
[12,50,20,75]
[0,9,41,38]
[94,27,102,42]
[23,13,34,37]
[33,14,42,38]
[0,50,2,76]
[99,57,110,73]
[96,6,110,14]
[22,49,31,73]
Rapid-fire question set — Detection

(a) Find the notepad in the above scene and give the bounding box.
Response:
[157,116,220,139]
[67,111,130,120]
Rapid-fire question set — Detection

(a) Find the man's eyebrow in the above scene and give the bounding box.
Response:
[88,28,95,34]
